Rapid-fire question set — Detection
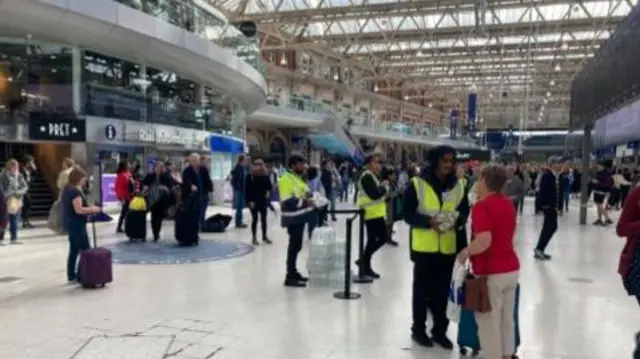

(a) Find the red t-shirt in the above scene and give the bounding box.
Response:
[471,193,520,275]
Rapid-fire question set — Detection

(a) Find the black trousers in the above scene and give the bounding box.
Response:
[22,193,31,224]
[286,223,305,277]
[535,208,558,252]
[534,193,541,213]
[250,205,268,239]
[621,185,631,206]
[150,202,167,238]
[116,200,130,230]
[363,217,387,267]
[412,254,455,337]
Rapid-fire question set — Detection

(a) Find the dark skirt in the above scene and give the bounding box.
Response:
[625,241,640,296]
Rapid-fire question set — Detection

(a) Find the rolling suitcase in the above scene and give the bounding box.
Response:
[125,209,147,241]
[79,218,113,289]
[457,284,521,358]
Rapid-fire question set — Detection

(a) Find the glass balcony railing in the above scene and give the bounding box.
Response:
[114,0,266,75]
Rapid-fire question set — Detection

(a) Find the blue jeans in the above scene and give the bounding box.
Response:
[233,190,244,226]
[1,213,19,242]
[329,191,337,219]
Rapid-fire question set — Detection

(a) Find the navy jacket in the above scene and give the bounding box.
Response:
[230,164,245,191]
[538,170,561,211]
[181,165,213,201]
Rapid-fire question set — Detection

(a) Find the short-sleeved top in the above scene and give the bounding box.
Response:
[62,186,88,229]
[471,193,520,275]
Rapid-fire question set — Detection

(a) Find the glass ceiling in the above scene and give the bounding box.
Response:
[243,0,629,37]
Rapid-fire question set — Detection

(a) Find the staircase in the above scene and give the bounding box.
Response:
[0,143,55,217]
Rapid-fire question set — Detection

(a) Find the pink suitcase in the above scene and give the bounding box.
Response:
[79,218,113,288]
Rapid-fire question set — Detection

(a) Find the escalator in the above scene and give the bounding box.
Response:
[306,116,365,165]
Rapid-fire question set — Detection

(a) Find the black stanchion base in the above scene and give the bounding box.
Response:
[352,274,374,284]
[333,291,361,300]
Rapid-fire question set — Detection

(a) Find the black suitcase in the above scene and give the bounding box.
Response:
[174,196,199,246]
[125,209,147,241]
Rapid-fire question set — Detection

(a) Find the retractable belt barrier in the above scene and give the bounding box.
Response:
[327,208,372,300]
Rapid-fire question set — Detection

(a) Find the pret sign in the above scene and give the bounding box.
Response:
[28,111,86,142]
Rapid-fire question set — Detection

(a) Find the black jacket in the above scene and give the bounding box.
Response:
[538,170,561,211]
[320,169,333,196]
[230,164,245,191]
[403,166,470,259]
[181,165,213,200]
[359,169,387,202]
[244,173,272,207]
[142,171,176,189]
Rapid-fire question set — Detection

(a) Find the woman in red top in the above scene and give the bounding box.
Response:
[114,161,134,233]
[615,185,640,306]
[457,164,520,359]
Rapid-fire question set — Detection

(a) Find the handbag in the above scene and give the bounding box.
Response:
[463,202,492,313]
[7,196,22,215]
[47,199,66,234]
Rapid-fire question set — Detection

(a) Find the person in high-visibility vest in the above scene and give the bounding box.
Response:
[355,153,389,279]
[402,145,470,350]
[278,154,315,288]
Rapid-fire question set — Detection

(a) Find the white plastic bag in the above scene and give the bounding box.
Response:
[446,261,467,323]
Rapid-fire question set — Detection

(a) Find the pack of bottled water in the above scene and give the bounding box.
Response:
[307,226,346,287]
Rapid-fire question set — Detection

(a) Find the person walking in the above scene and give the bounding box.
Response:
[403,145,468,349]
[534,157,563,260]
[141,162,174,241]
[457,164,520,359]
[244,157,273,245]
[502,164,526,213]
[0,159,28,244]
[114,161,135,234]
[20,155,36,228]
[279,154,314,288]
[355,153,388,279]
[231,155,248,228]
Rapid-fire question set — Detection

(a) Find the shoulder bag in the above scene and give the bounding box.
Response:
[463,201,492,313]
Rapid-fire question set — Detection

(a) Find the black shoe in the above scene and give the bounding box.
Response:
[386,239,399,247]
[593,220,604,226]
[116,228,124,233]
[263,237,273,244]
[294,272,309,282]
[363,268,381,279]
[153,235,159,242]
[605,218,613,225]
[534,250,551,260]
[236,224,248,229]
[432,335,453,350]
[252,238,259,246]
[411,331,433,347]
[284,277,306,287]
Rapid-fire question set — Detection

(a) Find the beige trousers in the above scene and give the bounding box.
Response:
[474,271,520,359]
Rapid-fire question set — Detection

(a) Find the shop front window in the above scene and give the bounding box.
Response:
[145,66,202,129]
[0,39,73,119]
[82,50,145,121]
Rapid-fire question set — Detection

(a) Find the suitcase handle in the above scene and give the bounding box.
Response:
[90,216,97,248]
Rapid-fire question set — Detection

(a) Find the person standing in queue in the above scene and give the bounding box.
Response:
[355,153,388,279]
[403,145,468,349]
[279,154,315,288]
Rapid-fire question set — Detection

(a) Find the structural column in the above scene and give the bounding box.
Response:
[231,102,247,148]
[71,47,82,114]
[579,123,593,225]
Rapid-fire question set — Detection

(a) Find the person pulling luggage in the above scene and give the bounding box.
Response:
[403,145,469,349]
[279,154,315,288]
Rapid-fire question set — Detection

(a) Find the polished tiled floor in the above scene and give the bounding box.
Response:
[0,199,637,359]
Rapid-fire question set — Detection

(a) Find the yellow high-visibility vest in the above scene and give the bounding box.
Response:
[279,171,313,226]
[357,169,386,220]
[410,177,465,254]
